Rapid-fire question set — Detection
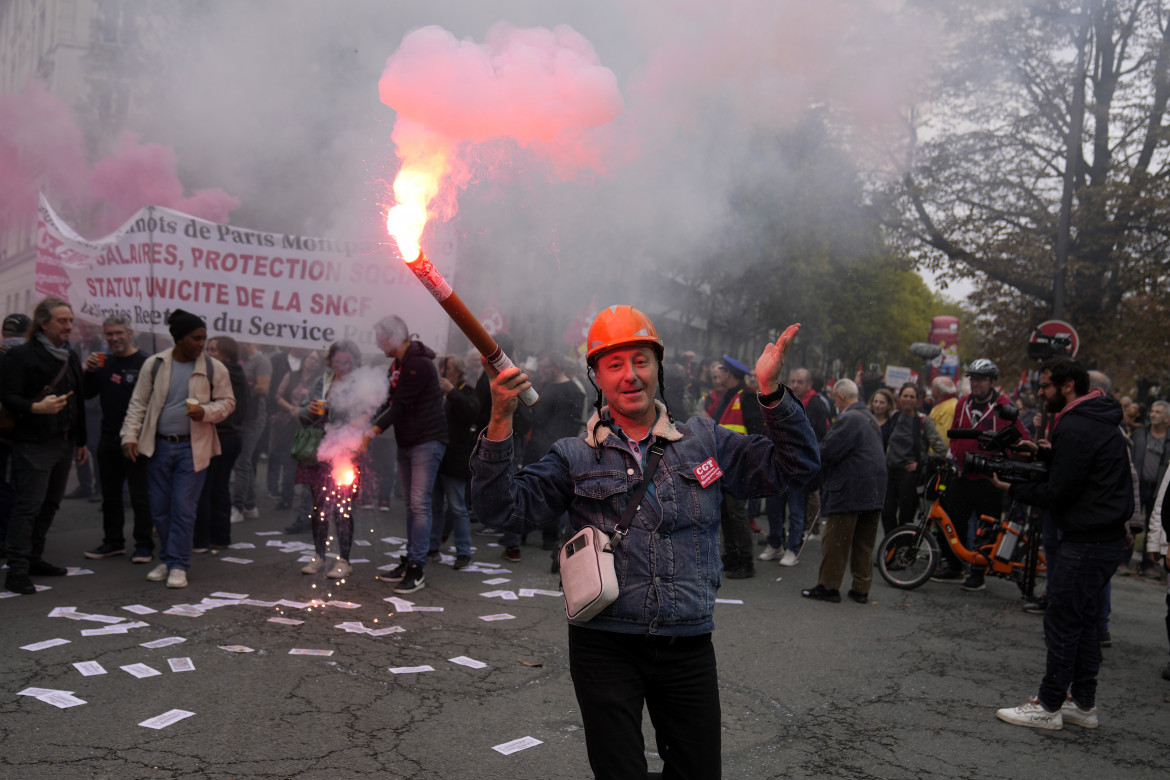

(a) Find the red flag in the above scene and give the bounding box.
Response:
[479,299,506,336]
[563,294,597,353]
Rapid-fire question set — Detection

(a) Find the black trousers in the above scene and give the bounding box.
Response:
[881,467,920,535]
[939,476,1003,571]
[568,625,721,780]
[719,495,753,572]
[97,432,153,550]
[194,433,243,548]
[7,437,73,576]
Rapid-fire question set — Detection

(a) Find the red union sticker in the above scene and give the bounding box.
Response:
[693,457,723,488]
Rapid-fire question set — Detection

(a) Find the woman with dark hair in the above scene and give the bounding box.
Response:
[880,383,946,534]
[297,340,362,579]
[868,387,896,448]
[193,335,247,552]
[273,350,324,531]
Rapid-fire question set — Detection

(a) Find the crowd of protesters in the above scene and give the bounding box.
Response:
[1,297,1167,700]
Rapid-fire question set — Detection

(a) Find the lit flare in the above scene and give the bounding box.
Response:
[385,150,447,261]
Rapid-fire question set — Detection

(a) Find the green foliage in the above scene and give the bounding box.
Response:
[684,116,972,374]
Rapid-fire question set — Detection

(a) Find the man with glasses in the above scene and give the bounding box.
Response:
[81,316,152,563]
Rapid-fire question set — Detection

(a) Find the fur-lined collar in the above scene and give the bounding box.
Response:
[583,400,683,448]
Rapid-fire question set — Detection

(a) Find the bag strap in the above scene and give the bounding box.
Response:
[44,355,70,394]
[610,436,669,549]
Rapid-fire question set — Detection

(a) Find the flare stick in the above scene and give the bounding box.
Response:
[406,251,539,407]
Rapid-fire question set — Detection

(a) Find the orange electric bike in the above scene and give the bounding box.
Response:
[877,408,1048,596]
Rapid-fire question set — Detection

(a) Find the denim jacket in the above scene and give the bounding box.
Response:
[470,392,820,635]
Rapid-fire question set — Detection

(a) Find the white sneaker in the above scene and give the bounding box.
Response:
[778,550,799,567]
[146,563,169,582]
[326,558,352,579]
[230,507,244,525]
[758,545,783,562]
[301,556,325,575]
[166,569,188,589]
[1060,697,1098,729]
[996,698,1062,730]
[242,507,260,520]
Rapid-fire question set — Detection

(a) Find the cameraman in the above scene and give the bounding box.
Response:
[992,357,1132,731]
[933,358,1030,590]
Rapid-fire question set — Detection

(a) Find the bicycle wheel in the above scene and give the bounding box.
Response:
[877,524,940,590]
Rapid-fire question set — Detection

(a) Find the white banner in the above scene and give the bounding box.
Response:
[35,195,456,355]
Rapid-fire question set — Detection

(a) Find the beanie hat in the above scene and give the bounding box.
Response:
[167,309,206,342]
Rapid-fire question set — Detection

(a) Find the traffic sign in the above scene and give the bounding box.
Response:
[1030,319,1079,357]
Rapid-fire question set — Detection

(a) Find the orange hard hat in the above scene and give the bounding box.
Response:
[585,305,663,364]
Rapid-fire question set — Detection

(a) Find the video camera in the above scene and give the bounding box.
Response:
[947,404,1048,484]
[1027,328,1074,361]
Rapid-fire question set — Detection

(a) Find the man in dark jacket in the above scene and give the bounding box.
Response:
[706,354,764,578]
[770,367,828,568]
[368,315,447,594]
[527,352,585,551]
[801,379,887,603]
[993,357,1133,731]
[81,315,152,563]
[1,298,88,595]
[0,312,32,554]
[429,354,478,570]
[473,332,531,560]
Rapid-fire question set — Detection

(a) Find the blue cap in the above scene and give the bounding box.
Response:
[720,354,751,380]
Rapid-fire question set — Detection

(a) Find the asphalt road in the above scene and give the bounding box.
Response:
[3,484,1169,779]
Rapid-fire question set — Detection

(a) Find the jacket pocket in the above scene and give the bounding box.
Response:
[572,471,628,500]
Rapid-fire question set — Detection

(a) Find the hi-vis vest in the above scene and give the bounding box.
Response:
[717,389,748,435]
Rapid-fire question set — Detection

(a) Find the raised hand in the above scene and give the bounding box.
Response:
[755,324,800,394]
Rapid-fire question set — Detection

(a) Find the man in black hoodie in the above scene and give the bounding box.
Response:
[992,357,1133,731]
[368,315,447,594]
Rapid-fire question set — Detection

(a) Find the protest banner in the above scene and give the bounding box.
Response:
[35,195,455,354]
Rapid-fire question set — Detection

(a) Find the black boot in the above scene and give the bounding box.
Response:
[5,574,36,595]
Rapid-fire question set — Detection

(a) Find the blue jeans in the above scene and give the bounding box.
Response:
[231,397,266,510]
[147,439,208,571]
[765,495,784,549]
[396,440,445,566]
[785,486,806,553]
[430,473,472,557]
[1037,536,1125,711]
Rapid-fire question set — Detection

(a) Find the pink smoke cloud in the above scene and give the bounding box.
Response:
[0,78,239,236]
[0,79,90,228]
[90,132,240,233]
[378,22,624,188]
[379,24,623,146]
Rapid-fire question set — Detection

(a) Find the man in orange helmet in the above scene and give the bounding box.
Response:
[471,305,820,780]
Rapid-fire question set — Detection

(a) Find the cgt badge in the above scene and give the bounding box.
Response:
[694,457,722,488]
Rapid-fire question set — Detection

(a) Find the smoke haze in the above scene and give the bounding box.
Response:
[3,0,940,349]
[316,365,390,469]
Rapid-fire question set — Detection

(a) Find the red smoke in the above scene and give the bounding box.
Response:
[0,78,239,235]
[378,23,624,222]
[379,24,623,147]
